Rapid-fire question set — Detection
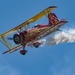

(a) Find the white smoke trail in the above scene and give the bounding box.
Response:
[46,28,75,46]
[27,28,75,47]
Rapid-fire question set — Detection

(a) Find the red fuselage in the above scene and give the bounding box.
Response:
[13,20,68,45]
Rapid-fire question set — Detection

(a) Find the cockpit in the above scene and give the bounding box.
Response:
[34,24,40,28]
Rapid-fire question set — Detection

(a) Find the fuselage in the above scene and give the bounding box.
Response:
[13,25,49,44]
[13,20,67,45]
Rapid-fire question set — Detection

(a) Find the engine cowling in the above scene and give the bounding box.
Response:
[13,34,21,44]
[13,31,28,44]
[13,33,25,44]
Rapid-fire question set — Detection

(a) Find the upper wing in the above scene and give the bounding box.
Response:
[0,6,57,38]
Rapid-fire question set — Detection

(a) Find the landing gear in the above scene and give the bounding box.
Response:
[33,42,40,48]
[20,50,28,55]
[34,45,39,48]
[57,29,62,32]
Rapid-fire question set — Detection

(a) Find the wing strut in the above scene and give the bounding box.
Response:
[0,37,14,49]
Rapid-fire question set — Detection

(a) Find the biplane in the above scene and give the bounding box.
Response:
[0,6,68,55]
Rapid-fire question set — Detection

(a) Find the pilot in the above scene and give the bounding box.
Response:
[34,24,40,28]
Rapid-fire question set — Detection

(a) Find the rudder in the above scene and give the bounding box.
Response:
[48,13,59,25]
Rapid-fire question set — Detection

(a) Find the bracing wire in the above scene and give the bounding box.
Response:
[39,16,46,24]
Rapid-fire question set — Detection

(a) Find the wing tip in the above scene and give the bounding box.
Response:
[3,51,7,54]
[49,6,57,9]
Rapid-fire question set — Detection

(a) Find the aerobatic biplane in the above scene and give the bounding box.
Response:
[0,6,68,55]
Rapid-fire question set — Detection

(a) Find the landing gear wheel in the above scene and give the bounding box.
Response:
[33,42,40,48]
[34,45,39,48]
[20,50,28,55]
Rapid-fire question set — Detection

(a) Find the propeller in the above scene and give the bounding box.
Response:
[7,33,25,45]
[7,34,21,44]
[7,37,13,40]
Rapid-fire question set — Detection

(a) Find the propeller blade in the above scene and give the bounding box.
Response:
[7,37,13,40]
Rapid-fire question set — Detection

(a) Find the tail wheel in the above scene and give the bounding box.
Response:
[20,50,28,55]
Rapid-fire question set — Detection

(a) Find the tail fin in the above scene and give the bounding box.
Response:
[48,13,59,25]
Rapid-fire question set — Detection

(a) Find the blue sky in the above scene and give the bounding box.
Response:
[0,0,75,75]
